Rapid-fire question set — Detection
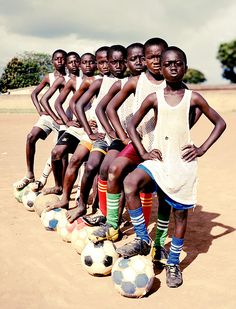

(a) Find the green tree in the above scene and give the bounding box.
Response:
[183,68,206,84]
[0,52,52,93]
[217,39,236,83]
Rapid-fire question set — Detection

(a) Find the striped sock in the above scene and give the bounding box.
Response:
[167,236,184,265]
[98,177,107,216]
[154,217,169,248]
[39,157,51,185]
[128,207,150,243]
[106,192,121,229]
[140,192,152,227]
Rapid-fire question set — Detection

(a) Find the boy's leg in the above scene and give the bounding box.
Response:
[116,168,153,257]
[14,126,47,190]
[46,144,90,211]
[166,208,188,288]
[152,193,171,266]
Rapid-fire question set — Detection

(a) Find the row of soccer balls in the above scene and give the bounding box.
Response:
[13,184,155,298]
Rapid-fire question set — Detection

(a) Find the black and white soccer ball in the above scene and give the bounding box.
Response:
[111,255,154,298]
[81,240,119,276]
[21,186,41,211]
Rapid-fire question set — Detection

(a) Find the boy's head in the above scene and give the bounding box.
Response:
[144,38,168,77]
[80,53,97,77]
[161,46,188,82]
[107,45,127,78]
[126,43,145,76]
[95,46,110,76]
[66,52,81,75]
[52,49,67,71]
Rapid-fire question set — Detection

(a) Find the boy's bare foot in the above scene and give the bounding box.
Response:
[43,186,62,195]
[13,177,35,190]
[45,199,69,211]
[66,205,87,223]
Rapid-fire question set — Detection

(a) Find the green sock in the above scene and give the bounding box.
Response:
[106,192,121,229]
[154,199,171,248]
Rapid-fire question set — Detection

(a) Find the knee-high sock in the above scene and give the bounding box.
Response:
[39,157,51,185]
[167,236,184,265]
[98,177,107,216]
[154,204,171,247]
[140,192,152,227]
[106,192,121,229]
[128,207,150,243]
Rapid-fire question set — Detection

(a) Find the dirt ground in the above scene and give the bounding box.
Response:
[0,96,235,309]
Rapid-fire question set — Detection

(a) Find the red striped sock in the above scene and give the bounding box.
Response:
[98,177,107,216]
[140,192,152,226]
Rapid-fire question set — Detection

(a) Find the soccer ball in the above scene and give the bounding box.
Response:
[41,208,67,231]
[111,255,155,298]
[56,217,80,242]
[34,194,60,217]
[71,225,97,254]
[81,240,119,276]
[13,185,29,203]
[21,186,41,211]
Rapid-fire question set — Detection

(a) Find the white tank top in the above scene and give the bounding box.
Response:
[92,75,119,142]
[141,89,198,205]
[48,73,69,114]
[132,72,166,151]
[117,77,134,131]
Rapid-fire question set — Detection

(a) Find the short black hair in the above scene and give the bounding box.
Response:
[107,45,127,59]
[161,46,187,65]
[52,49,67,60]
[144,38,168,53]
[95,46,109,57]
[66,51,81,62]
[81,53,96,61]
[126,42,144,54]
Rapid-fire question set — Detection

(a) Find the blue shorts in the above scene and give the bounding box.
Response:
[91,139,108,155]
[137,165,194,210]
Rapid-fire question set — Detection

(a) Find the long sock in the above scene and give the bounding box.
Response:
[39,157,51,185]
[106,192,121,229]
[167,236,184,265]
[98,177,107,216]
[154,202,171,248]
[128,207,150,243]
[140,192,152,226]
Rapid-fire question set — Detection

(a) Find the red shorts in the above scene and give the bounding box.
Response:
[117,142,143,165]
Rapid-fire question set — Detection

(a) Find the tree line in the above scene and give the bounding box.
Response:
[0,39,235,93]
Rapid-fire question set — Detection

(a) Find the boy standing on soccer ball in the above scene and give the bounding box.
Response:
[116,46,226,288]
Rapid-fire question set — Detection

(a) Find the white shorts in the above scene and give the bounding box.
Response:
[34,115,60,137]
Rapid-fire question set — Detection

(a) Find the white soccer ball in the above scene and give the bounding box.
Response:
[41,208,67,231]
[13,185,29,203]
[71,226,97,254]
[111,255,155,298]
[21,186,41,211]
[81,240,119,276]
[56,216,79,242]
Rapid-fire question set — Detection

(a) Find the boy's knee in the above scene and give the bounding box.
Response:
[51,147,63,161]
[108,164,122,181]
[124,174,136,195]
[27,132,37,144]
[85,162,99,175]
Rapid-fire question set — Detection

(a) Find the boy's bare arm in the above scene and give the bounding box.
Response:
[95,80,121,138]
[107,78,137,143]
[182,91,226,162]
[31,75,50,115]
[128,92,161,160]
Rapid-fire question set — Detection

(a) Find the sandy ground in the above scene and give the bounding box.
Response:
[0,95,235,309]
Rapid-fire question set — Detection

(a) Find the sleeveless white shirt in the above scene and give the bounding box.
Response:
[141,89,198,205]
[132,72,166,151]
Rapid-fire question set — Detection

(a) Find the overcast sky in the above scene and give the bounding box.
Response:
[0,0,235,84]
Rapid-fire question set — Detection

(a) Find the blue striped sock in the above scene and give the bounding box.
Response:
[128,207,150,243]
[167,236,184,265]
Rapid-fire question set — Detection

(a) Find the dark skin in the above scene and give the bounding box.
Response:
[65,50,127,222]
[123,49,226,240]
[45,51,110,210]
[14,52,67,189]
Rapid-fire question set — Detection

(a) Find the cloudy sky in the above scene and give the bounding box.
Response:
[0,0,235,84]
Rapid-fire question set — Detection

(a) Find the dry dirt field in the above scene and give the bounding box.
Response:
[0,91,235,309]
